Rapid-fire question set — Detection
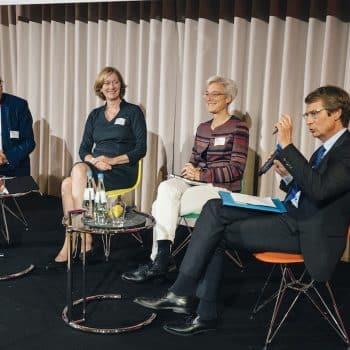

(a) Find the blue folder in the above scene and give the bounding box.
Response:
[219,191,287,213]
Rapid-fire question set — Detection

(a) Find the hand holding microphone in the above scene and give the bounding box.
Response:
[258,114,293,176]
[275,113,293,148]
[258,149,279,176]
[258,122,281,176]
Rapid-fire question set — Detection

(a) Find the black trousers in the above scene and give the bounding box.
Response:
[177,198,301,301]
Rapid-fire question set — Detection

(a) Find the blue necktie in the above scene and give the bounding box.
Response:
[284,145,326,204]
[311,145,326,168]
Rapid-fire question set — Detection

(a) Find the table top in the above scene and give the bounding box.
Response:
[67,209,155,235]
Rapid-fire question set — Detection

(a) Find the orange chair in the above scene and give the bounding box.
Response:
[251,251,350,349]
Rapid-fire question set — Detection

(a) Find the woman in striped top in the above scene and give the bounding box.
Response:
[122,76,249,283]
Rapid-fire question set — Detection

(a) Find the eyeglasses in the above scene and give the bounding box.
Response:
[103,80,120,86]
[203,91,227,99]
[302,108,328,120]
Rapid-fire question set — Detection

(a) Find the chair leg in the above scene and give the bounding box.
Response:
[303,282,350,346]
[131,232,143,244]
[100,232,142,262]
[0,200,9,243]
[251,264,277,317]
[264,265,304,348]
[173,218,244,270]
[171,233,191,257]
[225,249,244,269]
[171,217,193,257]
[0,197,30,243]
[101,234,112,261]
[12,197,29,228]
[251,263,308,318]
[256,265,349,349]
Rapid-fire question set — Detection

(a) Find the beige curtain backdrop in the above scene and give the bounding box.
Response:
[0,1,349,260]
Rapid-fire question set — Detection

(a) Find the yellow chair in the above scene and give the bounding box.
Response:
[106,160,142,199]
[101,160,143,260]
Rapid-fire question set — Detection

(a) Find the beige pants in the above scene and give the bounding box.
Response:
[150,177,228,261]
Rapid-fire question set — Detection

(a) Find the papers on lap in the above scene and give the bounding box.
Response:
[168,174,207,186]
[219,191,287,213]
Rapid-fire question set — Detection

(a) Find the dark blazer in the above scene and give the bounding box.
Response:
[278,130,350,281]
[0,93,35,176]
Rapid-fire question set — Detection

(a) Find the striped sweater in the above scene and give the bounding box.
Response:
[189,116,249,192]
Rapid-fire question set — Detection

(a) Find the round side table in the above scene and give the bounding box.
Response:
[62,208,157,334]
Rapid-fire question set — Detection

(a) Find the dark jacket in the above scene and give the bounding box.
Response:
[0,93,35,176]
[79,99,147,164]
[278,130,350,281]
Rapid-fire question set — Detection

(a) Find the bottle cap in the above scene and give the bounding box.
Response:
[97,173,104,179]
[86,171,93,177]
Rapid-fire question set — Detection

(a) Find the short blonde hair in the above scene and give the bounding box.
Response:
[94,67,127,100]
[206,75,238,104]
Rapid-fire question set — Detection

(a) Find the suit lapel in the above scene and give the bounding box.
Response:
[1,102,9,150]
[311,131,349,172]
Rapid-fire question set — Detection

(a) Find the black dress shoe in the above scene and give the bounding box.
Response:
[121,257,177,283]
[122,263,164,282]
[163,315,217,336]
[134,291,196,314]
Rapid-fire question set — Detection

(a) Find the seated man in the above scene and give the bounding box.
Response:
[122,75,249,282]
[0,77,35,177]
[134,85,350,335]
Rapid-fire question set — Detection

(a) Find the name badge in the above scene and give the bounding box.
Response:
[214,137,225,146]
[115,118,126,126]
[10,130,19,139]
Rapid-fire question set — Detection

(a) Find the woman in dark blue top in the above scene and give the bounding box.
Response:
[52,67,147,265]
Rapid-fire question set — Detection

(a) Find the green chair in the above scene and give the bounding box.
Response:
[172,178,246,268]
[172,212,243,269]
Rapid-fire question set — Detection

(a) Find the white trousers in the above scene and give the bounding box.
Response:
[150,177,227,261]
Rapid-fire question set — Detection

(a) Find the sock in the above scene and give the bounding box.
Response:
[150,240,172,272]
[157,240,171,256]
[169,272,197,296]
[197,299,217,320]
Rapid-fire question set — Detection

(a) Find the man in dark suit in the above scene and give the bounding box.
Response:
[134,85,350,336]
[0,77,35,176]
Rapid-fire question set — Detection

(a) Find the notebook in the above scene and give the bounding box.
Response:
[219,191,287,213]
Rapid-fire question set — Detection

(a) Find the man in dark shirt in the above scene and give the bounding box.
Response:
[0,76,35,176]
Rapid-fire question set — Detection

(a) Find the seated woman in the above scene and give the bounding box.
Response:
[122,75,249,282]
[52,66,147,265]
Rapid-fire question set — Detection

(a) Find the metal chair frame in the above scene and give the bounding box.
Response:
[101,160,143,257]
[251,253,350,349]
[0,195,29,243]
[172,213,243,269]
[0,194,35,279]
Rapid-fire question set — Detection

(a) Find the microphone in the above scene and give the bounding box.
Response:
[257,128,280,176]
[258,149,279,176]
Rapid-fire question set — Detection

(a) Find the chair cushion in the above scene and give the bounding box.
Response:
[254,252,304,263]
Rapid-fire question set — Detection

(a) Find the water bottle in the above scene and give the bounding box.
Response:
[94,173,108,225]
[82,171,95,219]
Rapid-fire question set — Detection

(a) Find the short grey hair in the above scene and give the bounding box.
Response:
[206,75,238,103]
